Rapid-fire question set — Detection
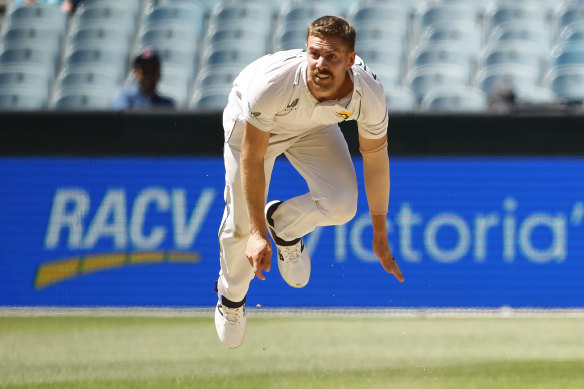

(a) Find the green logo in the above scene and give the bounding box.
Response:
[248,103,261,118]
[287,98,299,109]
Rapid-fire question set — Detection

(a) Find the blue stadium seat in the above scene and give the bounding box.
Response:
[480,44,545,75]
[74,0,142,19]
[475,64,540,97]
[278,1,337,31]
[275,28,308,51]
[52,89,114,110]
[166,0,218,14]
[71,4,137,40]
[194,66,239,91]
[347,2,409,33]
[210,2,273,27]
[420,86,487,112]
[406,65,470,101]
[2,26,62,54]
[55,70,119,96]
[486,2,550,35]
[488,24,552,53]
[551,44,584,68]
[5,4,67,38]
[0,69,51,91]
[0,47,59,78]
[190,86,231,110]
[0,86,48,110]
[411,44,477,79]
[515,86,557,105]
[356,26,407,50]
[417,2,481,36]
[68,26,133,53]
[157,70,191,109]
[420,23,482,53]
[201,46,264,72]
[63,48,129,83]
[385,86,417,112]
[208,28,270,53]
[556,2,584,34]
[144,3,206,39]
[156,48,199,82]
[558,22,584,46]
[138,26,200,55]
[545,66,584,103]
[357,43,404,79]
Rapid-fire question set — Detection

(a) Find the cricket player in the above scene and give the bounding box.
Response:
[215,15,404,348]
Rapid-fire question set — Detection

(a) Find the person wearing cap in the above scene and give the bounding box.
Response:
[111,49,175,110]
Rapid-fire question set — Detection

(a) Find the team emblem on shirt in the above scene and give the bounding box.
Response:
[336,111,352,120]
[248,103,261,117]
[277,98,299,117]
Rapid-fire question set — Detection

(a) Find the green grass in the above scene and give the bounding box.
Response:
[1,312,583,388]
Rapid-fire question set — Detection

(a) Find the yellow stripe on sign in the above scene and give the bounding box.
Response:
[35,258,80,289]
[82,253,126,275]
[129,251,165,264]
[166,251,201,263]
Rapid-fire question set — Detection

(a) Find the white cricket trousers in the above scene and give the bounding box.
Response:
[217,119,358,303]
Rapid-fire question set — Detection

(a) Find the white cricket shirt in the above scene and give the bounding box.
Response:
[223,49,389,142]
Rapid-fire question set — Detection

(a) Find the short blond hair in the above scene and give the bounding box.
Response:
[307,15,356,52]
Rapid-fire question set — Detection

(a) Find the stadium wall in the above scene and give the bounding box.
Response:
[1,112,583,308]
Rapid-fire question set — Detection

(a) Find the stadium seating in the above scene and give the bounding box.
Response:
[2,26,62,54]
[52,89,114,110]
[0,0,583,112]
[551,44,584,68]
[190,86,231,110]
[4,4,67,38]
[558,22,584,45]
[0,86,48,110]
[487,24,552,53]
[411,44,477,79]
[475,64,540,97]
[420,86,487,112]
[406,64,470,101]
[485,2,550,35]
[545,66,584,103]
[385,86,418,112]
[556,1,584,34]
[417,2,481,37]
[347,2,409,34]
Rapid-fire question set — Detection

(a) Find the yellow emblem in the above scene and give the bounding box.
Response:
[337,111,352,120]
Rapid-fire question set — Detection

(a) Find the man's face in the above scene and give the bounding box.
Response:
[306,34,355,99]
[135,61,160,95]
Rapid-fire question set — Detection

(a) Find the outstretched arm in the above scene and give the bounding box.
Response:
[359,134,404,282]
[241,121,272,280]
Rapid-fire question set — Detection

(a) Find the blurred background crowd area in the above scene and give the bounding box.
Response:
[0,0,583,112]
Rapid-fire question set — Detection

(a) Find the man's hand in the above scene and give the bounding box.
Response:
[372,236,404,282]
[245,232,272,280]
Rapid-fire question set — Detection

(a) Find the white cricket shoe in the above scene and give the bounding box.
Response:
[215,298,247,348]
[265,200,311,288]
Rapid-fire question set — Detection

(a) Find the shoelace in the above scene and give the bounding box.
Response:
[280,243,302,263]
[223,305,244,323]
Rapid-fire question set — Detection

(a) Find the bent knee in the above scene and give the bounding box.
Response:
[316,192,357,225]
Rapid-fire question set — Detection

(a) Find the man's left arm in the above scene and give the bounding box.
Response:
[359,134,404,282]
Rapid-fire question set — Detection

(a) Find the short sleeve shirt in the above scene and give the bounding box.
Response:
[224,49,388,141]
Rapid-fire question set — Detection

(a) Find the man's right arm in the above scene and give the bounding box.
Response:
[240,121,272,280]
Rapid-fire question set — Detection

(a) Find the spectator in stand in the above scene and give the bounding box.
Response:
[111,49,175,111]
[61,0,81,14]
[488,82,516,113]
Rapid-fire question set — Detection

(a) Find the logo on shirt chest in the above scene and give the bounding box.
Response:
[336,110,353,120]
[276,98,300,117]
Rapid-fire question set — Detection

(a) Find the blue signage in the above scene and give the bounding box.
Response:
[1,157,582,307]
